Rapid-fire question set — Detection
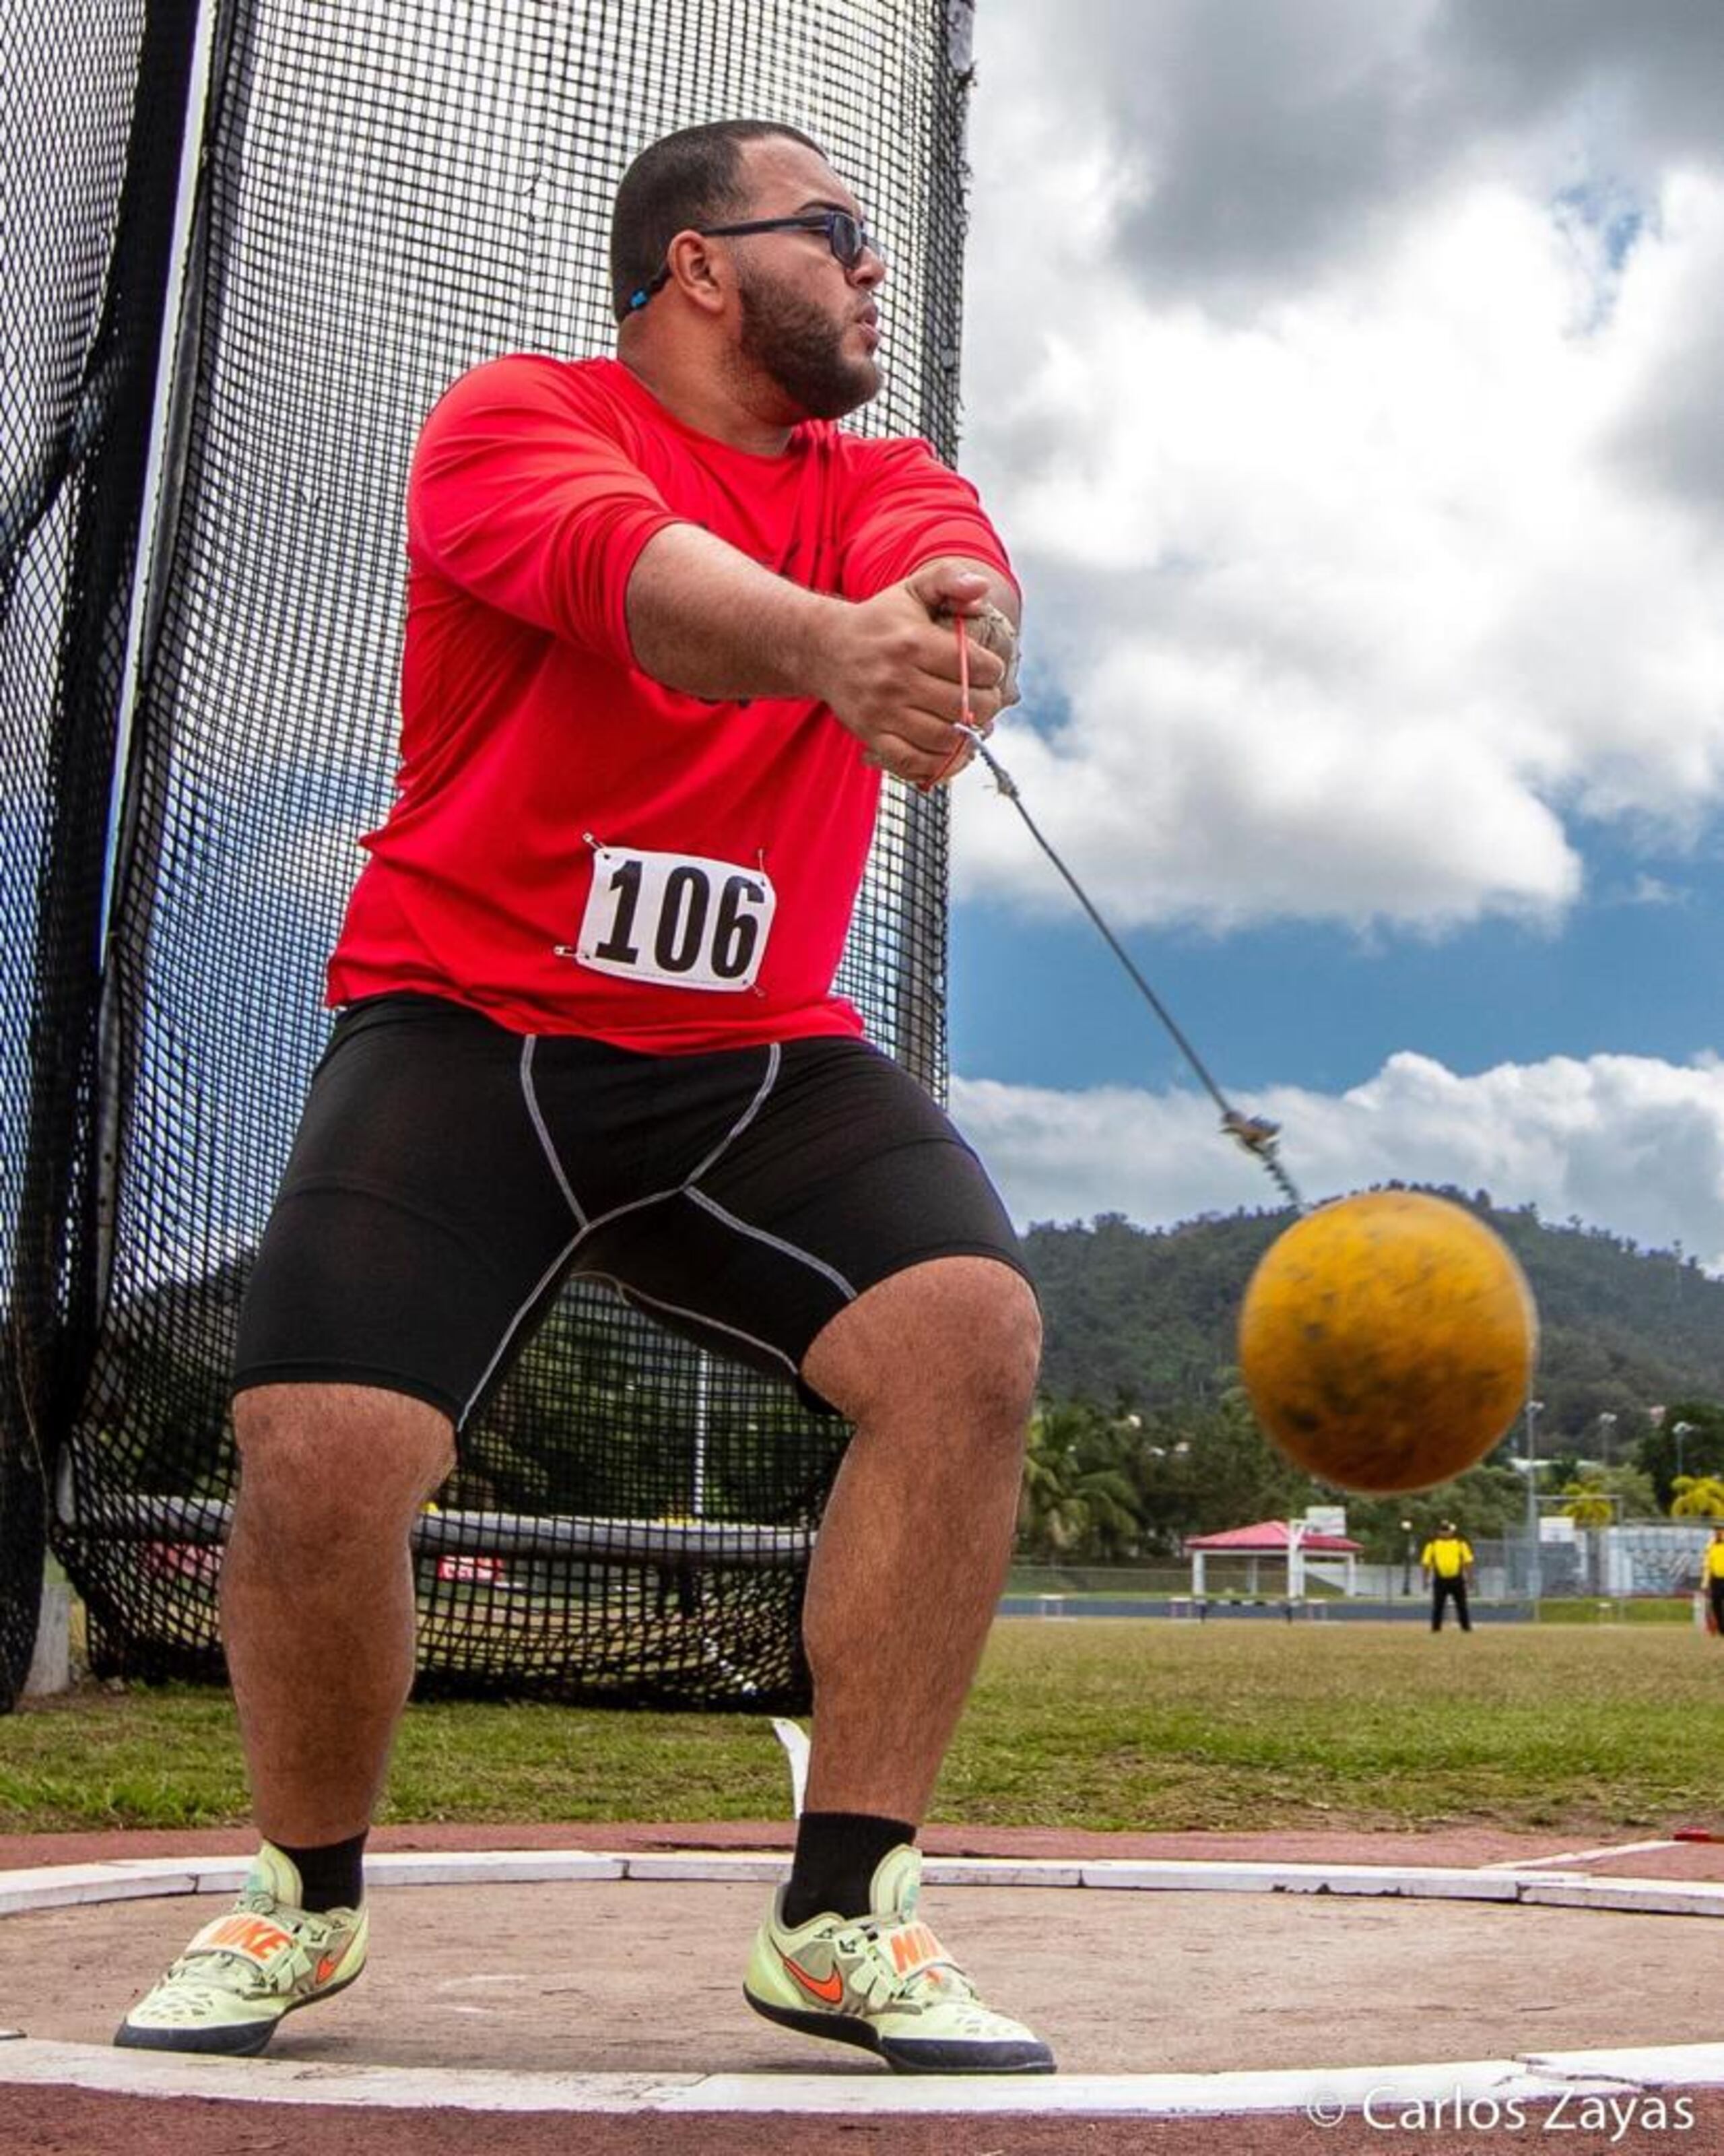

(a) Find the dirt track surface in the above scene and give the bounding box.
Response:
[4,1825,1722,2156]
[6,2090,1724,2156]
[6,1878,1720,2072]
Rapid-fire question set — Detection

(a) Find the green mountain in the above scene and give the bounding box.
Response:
[1024,1188,1724,1447]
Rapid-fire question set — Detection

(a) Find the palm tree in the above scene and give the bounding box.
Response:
[1669,1474,1724,1520]
[1017,1429,1090,1559]
[1016,1402,1144,1563]
[1560,1475,1614,1594]
[1559,1476,1614,1529]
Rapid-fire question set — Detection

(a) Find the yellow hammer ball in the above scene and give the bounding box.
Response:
[1237,1189,1538,1494]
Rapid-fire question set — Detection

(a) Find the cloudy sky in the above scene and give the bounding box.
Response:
[943,0,1724,1262]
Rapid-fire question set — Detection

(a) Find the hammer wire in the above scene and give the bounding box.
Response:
[951,624,1302,1210]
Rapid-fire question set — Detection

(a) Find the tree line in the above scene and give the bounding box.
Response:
[88,1186,1724,1566]
[1016,1194,1724,1564]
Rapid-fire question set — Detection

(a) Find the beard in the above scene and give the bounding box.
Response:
[736,266,879,421]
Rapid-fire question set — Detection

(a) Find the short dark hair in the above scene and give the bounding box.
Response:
[609,119,828,321]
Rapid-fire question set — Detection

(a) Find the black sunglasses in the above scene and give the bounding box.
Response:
[628,209,878,312]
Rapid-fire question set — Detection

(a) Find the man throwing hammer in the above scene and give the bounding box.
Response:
[116,119,1050,2075]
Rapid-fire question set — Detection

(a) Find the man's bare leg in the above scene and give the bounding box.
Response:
[223,1383,455,1847]
[797,1255,1040,1822]
[743,1256,1053,2072]
[116,1384,455,2052]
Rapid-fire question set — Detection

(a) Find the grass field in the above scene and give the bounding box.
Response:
[3,1620,1722,1839]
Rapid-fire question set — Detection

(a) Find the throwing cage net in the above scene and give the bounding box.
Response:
[1,0,977,1711]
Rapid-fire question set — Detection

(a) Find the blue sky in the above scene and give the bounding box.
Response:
[939,0,1724,1260]
[953,845,1715,1099]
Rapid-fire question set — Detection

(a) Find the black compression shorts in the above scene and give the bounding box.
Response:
[232,992,1030,1433]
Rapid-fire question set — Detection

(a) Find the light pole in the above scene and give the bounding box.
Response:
[1674,1420,1696,1483]
[1525,1398,1544,1610]
[1597,1411,1617,1468]
[1401,1518,1414,1598]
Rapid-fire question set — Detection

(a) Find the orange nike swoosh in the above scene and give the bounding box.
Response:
[315,1951,343,1984]
[781,1953,844,2005]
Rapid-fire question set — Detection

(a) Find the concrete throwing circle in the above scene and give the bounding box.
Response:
[2,1851,1723,2119]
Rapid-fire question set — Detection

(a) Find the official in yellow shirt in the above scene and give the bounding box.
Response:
[1420,1522,1475,1633]
[1700,1526,1724,1637]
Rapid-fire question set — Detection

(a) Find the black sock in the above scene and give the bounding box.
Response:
[271,1831,368,1913]
[781,1811,915,1929]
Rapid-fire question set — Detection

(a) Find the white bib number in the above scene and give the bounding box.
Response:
[568,846,776,992]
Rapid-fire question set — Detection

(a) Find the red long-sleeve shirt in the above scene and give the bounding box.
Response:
[327,354,1013,1051]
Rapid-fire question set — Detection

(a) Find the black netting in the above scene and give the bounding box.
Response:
[1,0,207,1708]
[16,0,976,1707]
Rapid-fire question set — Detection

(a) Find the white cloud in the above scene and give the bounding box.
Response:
[1606,170,1724,514]
[952,1051,1724,1271]
[957,3,1724,934]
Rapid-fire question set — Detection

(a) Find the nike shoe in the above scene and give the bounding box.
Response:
[743,1844,1055,2074]
[114,1843,368,2056]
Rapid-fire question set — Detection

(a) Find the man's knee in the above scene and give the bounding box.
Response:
[805,1257,1041,1432]
[232,1383,455,1533]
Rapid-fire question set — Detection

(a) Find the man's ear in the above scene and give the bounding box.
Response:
[664,230,728,315]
